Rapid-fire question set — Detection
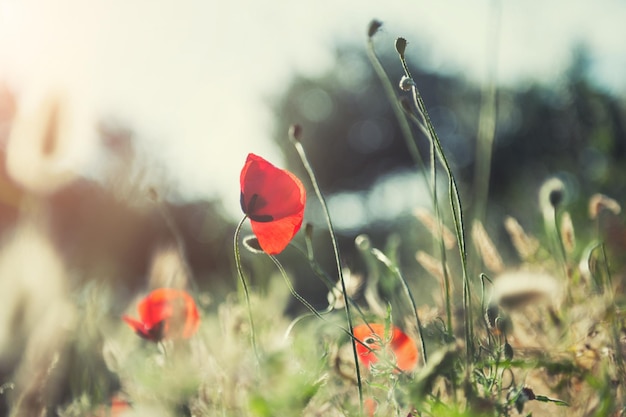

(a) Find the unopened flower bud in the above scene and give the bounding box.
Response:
[289,124,302,142]
[395,37,407,57]
[355,234,371,251]
[504,341,514,360]
[539,177,566,211]
[367,20,383,38]
[399,75,415,91]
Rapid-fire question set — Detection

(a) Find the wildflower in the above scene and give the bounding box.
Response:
[123,288,200,342]
[240,153,306,255]
[353,323,418,372]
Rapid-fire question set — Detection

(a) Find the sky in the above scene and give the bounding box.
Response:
[0,0,625,218]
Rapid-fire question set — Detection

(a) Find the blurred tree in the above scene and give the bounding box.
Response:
[269,41,626,297]
[271,42,626,229]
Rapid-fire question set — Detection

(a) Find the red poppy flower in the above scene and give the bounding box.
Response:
[122,288,200,342]
[353,323,419,372]
[240,153,306,255]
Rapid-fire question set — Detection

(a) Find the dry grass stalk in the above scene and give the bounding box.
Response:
[471,221,504,274]
[413,208,456,250]
[504,216,540,260]
[416,250,453,307]
[559,211,576,255]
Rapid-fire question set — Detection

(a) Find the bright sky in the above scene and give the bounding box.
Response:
[0,0,625,217]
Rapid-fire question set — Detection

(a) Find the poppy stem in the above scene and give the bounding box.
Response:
[368,27,454,344]
[289,129,364,413]
[370,248,428,365]
[269,255,326,322]
[234,216,261,363]
[397,47,472,364]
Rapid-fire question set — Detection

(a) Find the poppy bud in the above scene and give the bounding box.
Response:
[399,76,415,91]
[504,341,514,360]
[355,234,371,251]
[395,37,408,57]
[367,20,383,37]
[539,177,566,212]
[288,124,302,142]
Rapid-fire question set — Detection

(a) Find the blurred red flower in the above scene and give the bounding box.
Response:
[123,288,200,342]
[239,153,306,255]
[353,323,419,372]
[91,393,131,417]
[364,397,378,416]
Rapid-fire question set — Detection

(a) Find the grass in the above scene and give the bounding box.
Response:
[3,20,626,417]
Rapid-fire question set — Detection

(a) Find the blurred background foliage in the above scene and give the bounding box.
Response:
[0,22,625,416]
[270,41,626,305]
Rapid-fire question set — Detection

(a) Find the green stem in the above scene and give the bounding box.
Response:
[366,34,431,194]
[289,131,364,412]
[472,0,501,224]
[371,248,428,365]
[398,51,473,362]
[233,216,260,362]
[367,24,453,341]
[269,255,327,322]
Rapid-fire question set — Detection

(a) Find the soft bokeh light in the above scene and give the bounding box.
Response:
[0,0,624,218]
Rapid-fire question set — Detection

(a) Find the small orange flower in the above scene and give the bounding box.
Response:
[240,153,306,255]
[353,323,419,372]
[123,288,200,342]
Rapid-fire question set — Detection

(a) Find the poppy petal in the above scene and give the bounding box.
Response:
[240,153,306,254]
[240,154,305,220]
[137,289,174,328]
[124,288,200,342]
[389,327,419,371]
[122,315,149,338]
[353,323,419,372]
[250,211,304,255]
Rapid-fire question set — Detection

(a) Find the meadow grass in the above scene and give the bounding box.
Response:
[4,20,625,417]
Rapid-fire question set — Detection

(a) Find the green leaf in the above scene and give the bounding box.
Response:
[535,395,569,407]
